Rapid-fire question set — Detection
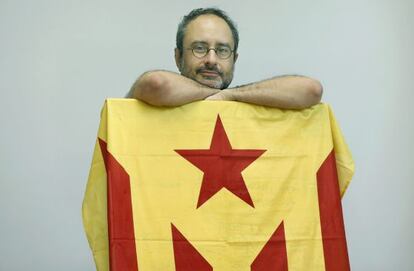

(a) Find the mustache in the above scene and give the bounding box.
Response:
[196,67,223,76]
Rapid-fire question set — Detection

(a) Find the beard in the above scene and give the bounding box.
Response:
[180,61,234,90]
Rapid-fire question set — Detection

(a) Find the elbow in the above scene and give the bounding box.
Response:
[132,71,171,106]
[290,78,323,109]
[309,79,323,103]
[299,79,323,108]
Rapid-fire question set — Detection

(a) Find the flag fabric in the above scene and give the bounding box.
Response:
[82,99,354,271]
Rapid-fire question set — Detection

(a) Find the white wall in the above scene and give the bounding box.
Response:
[1,0,413,270]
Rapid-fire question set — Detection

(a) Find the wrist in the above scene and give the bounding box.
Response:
[223,87,238,101]
[220,88,235,101]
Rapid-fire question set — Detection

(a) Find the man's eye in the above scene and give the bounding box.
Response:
[193,45,206,52]
[217,47,230,53]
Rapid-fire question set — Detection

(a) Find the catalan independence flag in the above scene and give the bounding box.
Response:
[82,99,354,271]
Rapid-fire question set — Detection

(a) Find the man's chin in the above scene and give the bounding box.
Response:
[197,78,223,89]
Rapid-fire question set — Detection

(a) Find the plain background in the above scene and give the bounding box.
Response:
[1,0,413,270]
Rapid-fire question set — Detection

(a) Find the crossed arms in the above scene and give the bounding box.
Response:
[127,70,323,109]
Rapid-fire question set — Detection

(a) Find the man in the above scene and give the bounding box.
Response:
[128,8,322,109]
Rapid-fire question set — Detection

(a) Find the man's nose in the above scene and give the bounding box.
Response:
[204,49,218,65]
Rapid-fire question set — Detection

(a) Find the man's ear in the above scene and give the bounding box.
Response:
[174,48,182,72]
[234,52,239,64]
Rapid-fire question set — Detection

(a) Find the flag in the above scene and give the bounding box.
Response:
[82,99,354,271]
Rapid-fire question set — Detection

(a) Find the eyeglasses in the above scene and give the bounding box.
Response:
[186,44,234,59]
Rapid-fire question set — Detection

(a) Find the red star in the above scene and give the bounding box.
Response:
[175,115,266,208]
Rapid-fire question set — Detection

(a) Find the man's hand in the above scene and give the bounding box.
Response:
[204,89,233,101]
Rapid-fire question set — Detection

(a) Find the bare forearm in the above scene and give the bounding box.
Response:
[128,70,219,106]
[221,75,323,109]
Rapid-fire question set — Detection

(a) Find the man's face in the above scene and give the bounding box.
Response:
[175,14,238,89]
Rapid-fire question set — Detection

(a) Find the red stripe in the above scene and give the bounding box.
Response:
[171,224,213,271]
[99,138,139,271]
[317,150,350,271]
[251,221,288,271]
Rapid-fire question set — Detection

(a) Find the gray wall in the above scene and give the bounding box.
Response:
[1,0,413,270]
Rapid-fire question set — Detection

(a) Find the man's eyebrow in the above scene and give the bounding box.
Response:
[190,41,232,48]
[191,41,208,46]
[216,42,231,48]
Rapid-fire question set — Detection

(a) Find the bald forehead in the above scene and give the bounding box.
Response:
[184,14,235,49]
